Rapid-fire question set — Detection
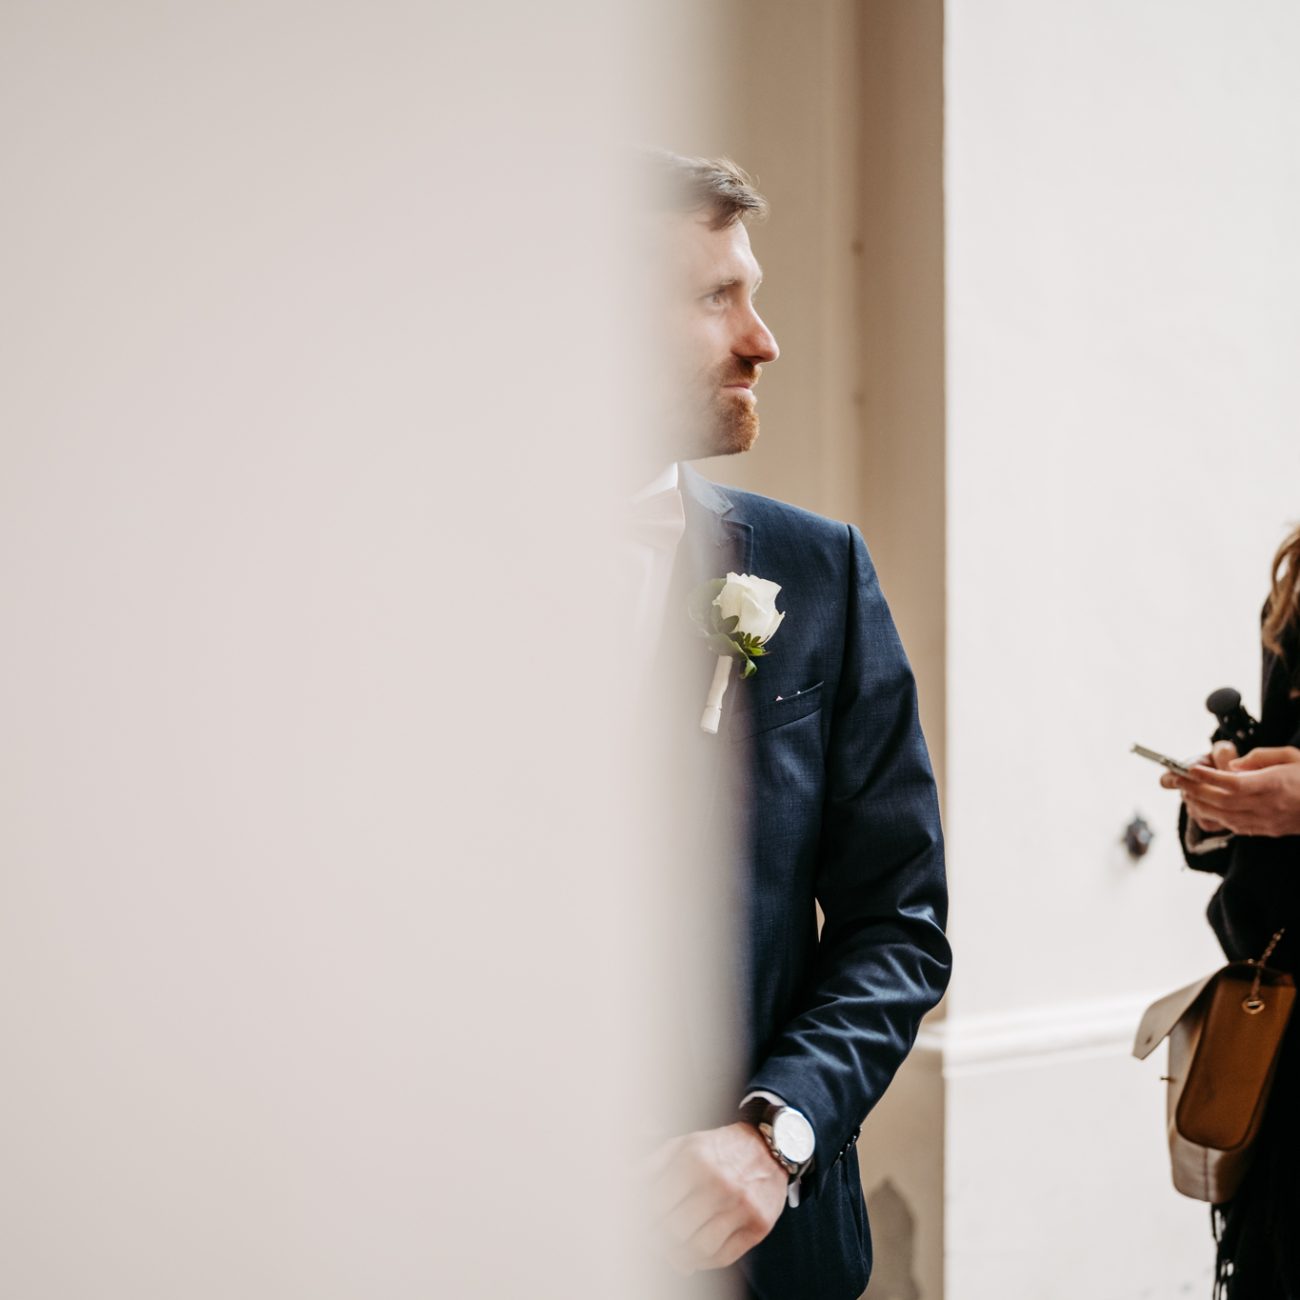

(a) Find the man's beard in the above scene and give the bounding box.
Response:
[690,361,762,459]
[710,387,759,456]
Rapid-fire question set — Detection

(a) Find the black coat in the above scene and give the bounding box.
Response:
[1181,614,1300,1297]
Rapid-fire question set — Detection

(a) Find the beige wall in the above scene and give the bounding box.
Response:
[690,0,947,798]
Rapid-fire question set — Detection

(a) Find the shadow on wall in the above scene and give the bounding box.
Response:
[863,1179,921,1300]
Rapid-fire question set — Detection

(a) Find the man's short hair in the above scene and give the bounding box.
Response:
[647,150,768,230]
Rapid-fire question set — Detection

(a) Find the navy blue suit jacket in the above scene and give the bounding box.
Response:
[672,465,951,1300]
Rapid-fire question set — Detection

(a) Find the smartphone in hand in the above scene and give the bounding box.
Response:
[1131,743,1195,777]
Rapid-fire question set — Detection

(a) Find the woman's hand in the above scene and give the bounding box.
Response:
[1160,741,1237,832]
[1162,745,1300,837]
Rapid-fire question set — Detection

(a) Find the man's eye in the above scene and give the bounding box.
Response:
[706,289,727,305]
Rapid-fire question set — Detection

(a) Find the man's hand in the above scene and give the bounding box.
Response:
[1162,744,1300,837]
[647,1122,786,1275]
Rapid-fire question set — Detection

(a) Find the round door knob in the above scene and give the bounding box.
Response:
[1123,814,1155,860]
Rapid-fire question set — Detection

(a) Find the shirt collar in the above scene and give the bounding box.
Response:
[632,461,679,501]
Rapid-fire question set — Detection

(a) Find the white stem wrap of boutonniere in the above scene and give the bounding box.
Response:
[688,572,786,734]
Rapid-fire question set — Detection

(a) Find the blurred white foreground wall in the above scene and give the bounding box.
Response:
[0,3,700,1297]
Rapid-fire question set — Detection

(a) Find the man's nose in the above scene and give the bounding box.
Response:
[738,307,779,365]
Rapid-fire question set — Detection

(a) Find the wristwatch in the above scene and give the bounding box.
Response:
[738,1096,815,1207]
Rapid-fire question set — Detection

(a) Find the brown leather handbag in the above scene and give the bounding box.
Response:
[1133,930,1295,1203]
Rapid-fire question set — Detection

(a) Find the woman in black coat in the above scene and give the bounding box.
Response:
[1163,524,1300,1298]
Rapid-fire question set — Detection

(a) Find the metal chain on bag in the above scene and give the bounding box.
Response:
[1244,928,1286,1014]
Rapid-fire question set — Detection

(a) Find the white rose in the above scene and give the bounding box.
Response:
[714,572,785,643]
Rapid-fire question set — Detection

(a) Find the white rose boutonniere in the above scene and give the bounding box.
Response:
[688,572,786,734]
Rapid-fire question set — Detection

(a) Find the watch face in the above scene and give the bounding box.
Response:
[772,1109,815,1165]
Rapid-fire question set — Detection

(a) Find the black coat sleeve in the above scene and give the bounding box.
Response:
[743,525,951,1199]
[1177,802,1234,876]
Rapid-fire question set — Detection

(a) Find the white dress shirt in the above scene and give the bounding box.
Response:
[626,462,686,664]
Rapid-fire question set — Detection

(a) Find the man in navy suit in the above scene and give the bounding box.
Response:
[636,153,951,1300]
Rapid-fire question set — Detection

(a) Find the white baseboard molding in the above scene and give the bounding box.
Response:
[914,990,1170,1078]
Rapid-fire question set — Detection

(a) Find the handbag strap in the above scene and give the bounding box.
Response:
[1133,928,1289,1059]
[1244,927,1286,1014]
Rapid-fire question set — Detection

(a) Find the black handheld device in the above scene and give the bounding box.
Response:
[1206,686,1260,755]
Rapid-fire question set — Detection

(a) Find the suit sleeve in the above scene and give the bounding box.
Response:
[743,524,951,1200]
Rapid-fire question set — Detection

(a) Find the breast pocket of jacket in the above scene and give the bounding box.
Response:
[738,680,827,877]
[732,681,824,741]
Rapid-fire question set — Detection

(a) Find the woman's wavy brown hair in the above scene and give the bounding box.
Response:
[1263,524,1300,667]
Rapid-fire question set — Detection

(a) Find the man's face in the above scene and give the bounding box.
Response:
[660,211,779,461]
